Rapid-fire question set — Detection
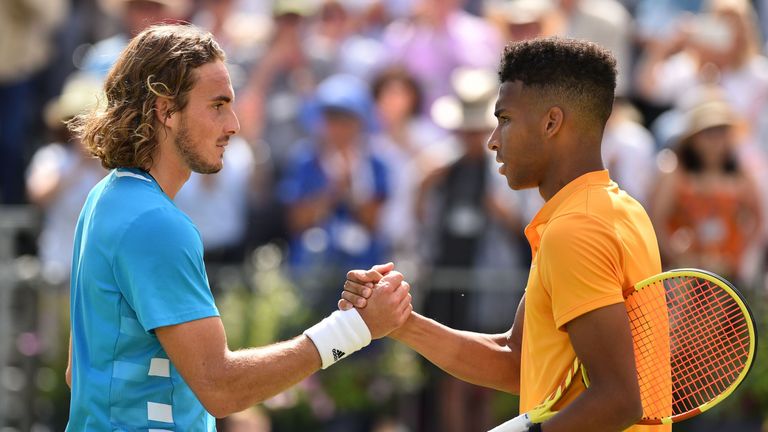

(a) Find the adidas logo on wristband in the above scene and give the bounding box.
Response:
[332,349,346,361]
[304,309,372,369]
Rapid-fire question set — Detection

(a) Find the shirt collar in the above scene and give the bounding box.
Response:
[524,170,611,251]
[115,167,153,183]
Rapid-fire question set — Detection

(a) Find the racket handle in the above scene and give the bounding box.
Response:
[487,413,532,432]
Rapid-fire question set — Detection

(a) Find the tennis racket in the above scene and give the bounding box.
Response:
[489,268,757,432]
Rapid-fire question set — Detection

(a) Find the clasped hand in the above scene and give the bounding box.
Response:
[339,262,412,338]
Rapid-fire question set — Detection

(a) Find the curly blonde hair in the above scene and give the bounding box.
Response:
[69,24,225,170]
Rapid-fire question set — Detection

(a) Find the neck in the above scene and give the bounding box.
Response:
[539,141,604,201]
[148,165,190,200]
[148,137,191,200]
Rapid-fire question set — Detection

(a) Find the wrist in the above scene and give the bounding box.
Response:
[304,309,372,369]
[388,311,414,340]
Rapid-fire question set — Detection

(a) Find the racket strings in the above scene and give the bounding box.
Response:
[627,276,752,422]
[628,281,672,419]
[668,277,749,413]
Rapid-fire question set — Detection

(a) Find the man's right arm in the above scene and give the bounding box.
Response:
[341,271,525,394]
[389,297,524,394]
[156,270,412,418]
[156,317,319,418]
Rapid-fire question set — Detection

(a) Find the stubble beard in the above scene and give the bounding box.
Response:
[174,121,222,174]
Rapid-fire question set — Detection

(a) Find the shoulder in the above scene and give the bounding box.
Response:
[125,205,198,243]
[101,175,198,245]
[542,185,652,251]
[537,213,625,302]
[112,205,202,268]
[541,212,618,252]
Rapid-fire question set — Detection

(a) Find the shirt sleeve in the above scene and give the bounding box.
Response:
[538,214,625,330]
[113,207,219,332]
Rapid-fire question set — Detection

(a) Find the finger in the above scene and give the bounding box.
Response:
[399,297,413,315]
[370,262,394,276]
[380,271,404,287]
[343,280,373,298]
[347,269,383,284]
[397,300,413,325]
[398,292,413,309]
[341,290,368,308]
[400,281,411,294]
[338,298,355,311]
[391,281,410,302]
[404,303,414,317]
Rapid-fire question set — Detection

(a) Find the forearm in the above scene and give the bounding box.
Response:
[391,312,519,393]
[540,384,641,432]
[541,305,643,431]
[205,335,320,416]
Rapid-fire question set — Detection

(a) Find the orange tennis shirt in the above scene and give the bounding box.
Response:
[519,170,670,432]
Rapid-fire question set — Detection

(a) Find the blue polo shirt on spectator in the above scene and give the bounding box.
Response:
[280,74,390,271]
[68,167,219,431]
[280,144,389,270]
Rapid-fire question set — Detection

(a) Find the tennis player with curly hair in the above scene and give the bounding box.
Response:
[343,38,670,432]
[66,24,412,430]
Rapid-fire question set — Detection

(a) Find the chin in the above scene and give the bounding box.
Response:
[507,177,536,191]
[192,163,223,175]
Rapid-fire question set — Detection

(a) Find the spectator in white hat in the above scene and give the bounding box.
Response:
[26,73,106,284]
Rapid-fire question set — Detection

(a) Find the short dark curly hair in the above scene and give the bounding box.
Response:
[499,37,617,125]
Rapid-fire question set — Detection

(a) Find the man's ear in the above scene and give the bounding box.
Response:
[155,97,176,129]
[543,106,564,138]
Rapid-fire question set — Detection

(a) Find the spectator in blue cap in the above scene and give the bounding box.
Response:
[302,73,378,133]
[279,73,389,303]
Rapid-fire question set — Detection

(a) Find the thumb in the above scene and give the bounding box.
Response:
[370,262,394,276]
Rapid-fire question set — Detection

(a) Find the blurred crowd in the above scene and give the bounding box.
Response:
[3,0,768,430]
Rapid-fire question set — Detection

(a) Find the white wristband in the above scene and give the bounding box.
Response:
[304,309,372,369]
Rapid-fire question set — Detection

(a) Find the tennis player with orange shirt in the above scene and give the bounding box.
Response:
[343,38,670,432]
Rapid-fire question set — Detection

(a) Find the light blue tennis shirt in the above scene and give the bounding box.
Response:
[68,167,219,431]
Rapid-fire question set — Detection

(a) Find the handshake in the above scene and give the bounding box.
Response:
[302,262,413,370]
[338,262,413,339]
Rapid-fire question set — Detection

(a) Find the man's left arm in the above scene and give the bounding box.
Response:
[537,303,642,432]
[536,215,644,431]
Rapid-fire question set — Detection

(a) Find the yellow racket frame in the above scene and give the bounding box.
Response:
[526,268,757,426]
[632,268,758,424]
